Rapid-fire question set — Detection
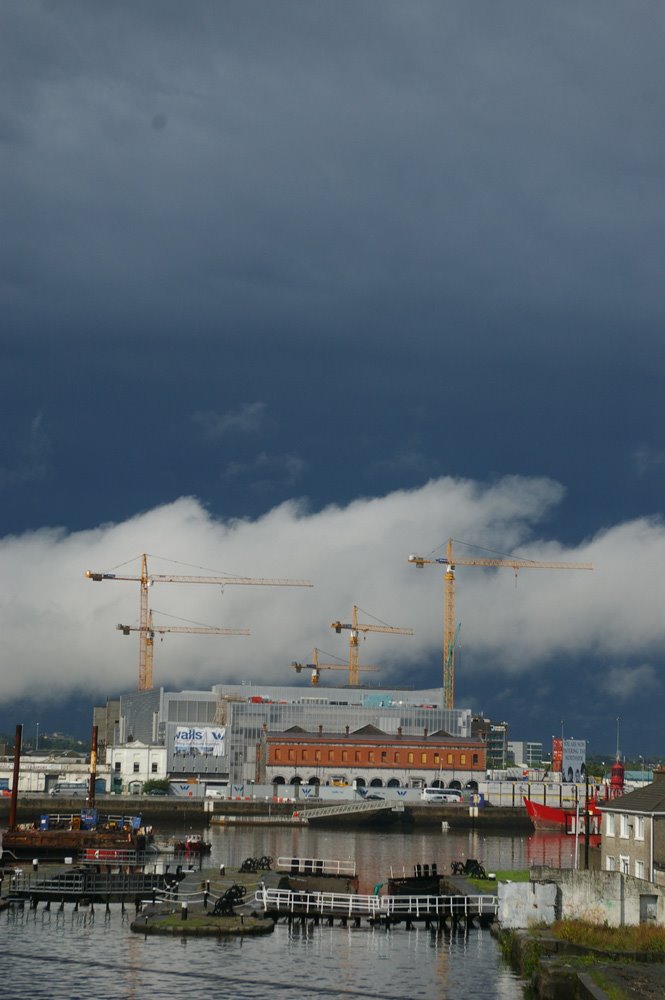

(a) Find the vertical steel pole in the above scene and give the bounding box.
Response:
[8,724,22,830]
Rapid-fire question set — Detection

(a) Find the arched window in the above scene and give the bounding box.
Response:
[387,778,401,787]
[354,777,366,787]
[308,776,320,785]
[273,776,286,785]
[369,777,383,787]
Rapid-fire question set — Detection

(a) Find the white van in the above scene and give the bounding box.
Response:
[49,782,87,798]
[420,787,462,803]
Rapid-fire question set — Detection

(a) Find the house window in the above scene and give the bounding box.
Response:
[619,815,629,838]
[408,752,414,764]
[151,762,158,773]
[342,750,348,762]
[421,753,427,764]
[133,763,140,773]
[606,856,615,872]
[381,750,387,762]
[635,816,644,840]
[315,750,321,762]
[114,762,121,773]
[434,753,440,765]
[302,750,308,762]
[274,749,282,762]
[635,860,645,879]
[460,754,466,765]
[368,752,375,763]
[393,752,400,764]
[447,753,453,765]
[620,855,630,875]
[288,749,295,761]
[473,754,479,766]
[605,813,615,836]
[328,750,334,762]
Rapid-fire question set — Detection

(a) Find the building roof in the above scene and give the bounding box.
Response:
[265,727,484,747]
[600,779,665,815]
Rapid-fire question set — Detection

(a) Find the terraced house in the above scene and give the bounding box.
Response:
[600,767,665,887]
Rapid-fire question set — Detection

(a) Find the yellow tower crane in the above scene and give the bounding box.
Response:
[290,647,381,686]
[329,604,414,686]
[117,609,250,692]
[408,538,593,710]
[86,552,312,691]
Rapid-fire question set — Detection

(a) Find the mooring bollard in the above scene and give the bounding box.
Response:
[181,901,188,921]
[203,890,208,910]
[32,858,39,873]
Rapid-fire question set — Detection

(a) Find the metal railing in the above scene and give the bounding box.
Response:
[300,800,399,820]
[254,886,498,919]
[276,856,357,877]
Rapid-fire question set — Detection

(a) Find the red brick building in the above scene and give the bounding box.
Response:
[259,724,486,788]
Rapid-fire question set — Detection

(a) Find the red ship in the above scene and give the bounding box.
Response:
[524,759,625,834]
[523,796,602,834]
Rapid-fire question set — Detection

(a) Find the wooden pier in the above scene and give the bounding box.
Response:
[4,860,185,907]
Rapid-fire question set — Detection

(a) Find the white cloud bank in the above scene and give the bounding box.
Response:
[0,474,662,704]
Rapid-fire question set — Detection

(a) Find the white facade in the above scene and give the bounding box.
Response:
[0,753,107,794]
[107,742,167,793]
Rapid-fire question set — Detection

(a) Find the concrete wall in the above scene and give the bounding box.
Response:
[498,880,558,929]
[501,868,665,929]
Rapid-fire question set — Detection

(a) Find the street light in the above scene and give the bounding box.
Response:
[35,722,39,752]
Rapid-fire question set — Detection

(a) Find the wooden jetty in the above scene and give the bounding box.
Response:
[4,856,186,908]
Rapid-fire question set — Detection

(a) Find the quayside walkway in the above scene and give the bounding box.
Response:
[254,886,498,930]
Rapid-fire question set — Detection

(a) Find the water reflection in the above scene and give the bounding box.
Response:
[0,826,544,998]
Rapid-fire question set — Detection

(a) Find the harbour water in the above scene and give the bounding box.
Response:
[3,823,576,999]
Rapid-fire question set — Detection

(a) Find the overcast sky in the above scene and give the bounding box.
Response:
[1,2,665,758]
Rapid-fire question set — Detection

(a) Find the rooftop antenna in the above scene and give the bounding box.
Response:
[615,716,621,762]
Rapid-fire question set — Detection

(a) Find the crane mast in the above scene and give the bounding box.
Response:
[87,552,312,691]
[330,604,414,686]
[409,538,593,710]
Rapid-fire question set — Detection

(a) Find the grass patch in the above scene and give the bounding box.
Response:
[551,919,665,955]
[468,869,531,892]
[588,969,631,1000]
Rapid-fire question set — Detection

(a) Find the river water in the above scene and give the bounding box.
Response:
[3,823,576,999]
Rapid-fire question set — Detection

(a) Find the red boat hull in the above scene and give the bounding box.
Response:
[524,797,601,834]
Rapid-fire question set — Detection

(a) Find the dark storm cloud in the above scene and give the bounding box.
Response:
[2,1,664,355]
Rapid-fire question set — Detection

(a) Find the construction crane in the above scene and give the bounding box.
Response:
[290,647,381,686]
[408,538,593,710]
[116,609,250,693]
[86,552,312,691]
[329,604,414,686]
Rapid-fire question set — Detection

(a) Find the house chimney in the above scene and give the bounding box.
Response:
[653,766,665,782]
[397,726,402,737]
[318,724,323,736]
[345,725,349,736]
[424,727,428,739]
